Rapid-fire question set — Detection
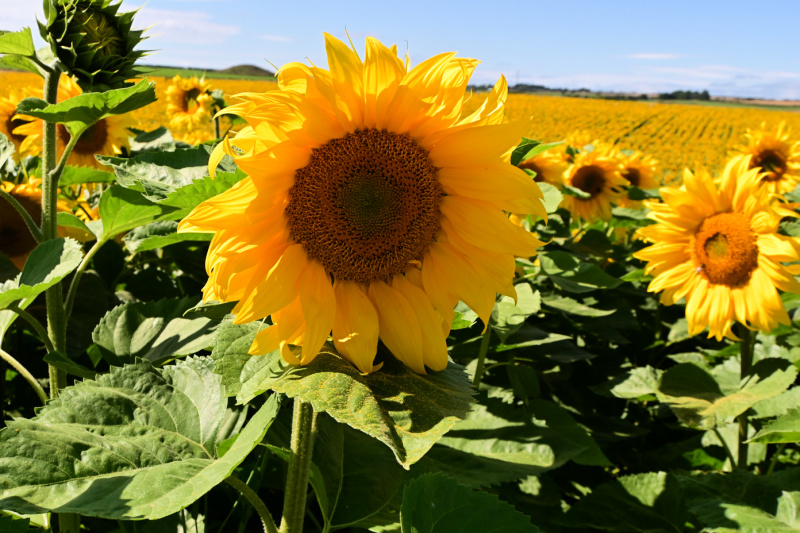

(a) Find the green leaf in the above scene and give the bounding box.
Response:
[0,27,35,56]
[0,132,14,170]
[16,79,156,136]
[593,366,662,399]
[43,350,96,379]
[657,360,798,430]
[561,184,592,199]
[0,358,280,519]
[98,185,181,241]
[537,182,563,214]
[542,294,615,317]
[0,238,82,310]
[538,251,622,293]
[491,284,541,342]
[57,212,95,239]
[186,300,238,321]
[57,165,116,186]
[450,301,478,330]
[214,321,473,467]
[400,473,541,533]
[97,145,238,202]
[751,409,800,444]
[160,170,246,210]
[0,53,43,76]
[123,220,211,253]
[0,515,30,533]
[92,297,220,366]
[560,472,686,533]
[510,137,563,166]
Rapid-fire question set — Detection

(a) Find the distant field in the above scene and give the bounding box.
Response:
[3,69,800,181]
[139,65,277,81]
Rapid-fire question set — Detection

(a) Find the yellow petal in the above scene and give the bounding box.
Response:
[368,281,425,374]
[392,275,449,371]
[298,260,336,364]
[333,280,380,373]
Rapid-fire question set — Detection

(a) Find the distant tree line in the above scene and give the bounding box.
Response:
[466,84,713,102]
[658,90,710,101]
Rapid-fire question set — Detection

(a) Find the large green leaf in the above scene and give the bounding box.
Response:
[123,221,212,253]
[0,132,14,170]
[97,146,238,202]
[97,185,182,241]
[400,473,541,533]
[510,138,563,167]
[0,28,35,56]
[560,472,686,533]
[751,409,800,444]
[657,360,798,430]
[160,170,246,210]
[538,251,622,293]
[491,283,541,342]
[16,79,156,137]
[212,321,472,467]
[0,238,82,310]
[92,297,220,366]
[0,358,279,519]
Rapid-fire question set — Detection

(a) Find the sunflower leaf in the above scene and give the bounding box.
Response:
[400,473,542,533]
[510,137,563,167]
[0,27,36,57]
[538,251,622,293]
[214,320,472,467]
[0,238,82,310]
[122,220,212,253]
[537,182,563,214]
[0,357,280,519]
[160,169,247,209]
[98,185,182,241]
[15,79,156,136]
[92,296,220,366]
[750,408,800,444]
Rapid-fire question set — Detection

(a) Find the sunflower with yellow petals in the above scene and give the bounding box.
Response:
[15,76,133,169]
[561,146,627,222]
[518,150,567,188]
[634,156,800,340]
[618,151,660,209]
[734,121,800,195]
[165,75,215,144]
[179,34,546,374]
[0,88,41,162]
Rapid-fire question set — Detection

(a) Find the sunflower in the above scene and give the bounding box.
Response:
[518,149,567,188]
[179,34,546,374]
[0,89,41,162]
[634,156,800,340]
[561,146,627,222]
[14,76,133,169]
[618,151,660,209]
[734,121,800,195]
[165,75,215,144]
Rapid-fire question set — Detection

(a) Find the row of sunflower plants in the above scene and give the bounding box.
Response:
[3,2,800,533]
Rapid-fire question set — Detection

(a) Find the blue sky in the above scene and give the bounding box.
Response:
[6,0,800,99]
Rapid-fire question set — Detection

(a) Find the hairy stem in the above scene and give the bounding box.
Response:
[279,399,318,533]
[224,475,278,533]
[0,347,47,405]
[64,238,106,318]
[737,326,755,469]
[7,303,55,353]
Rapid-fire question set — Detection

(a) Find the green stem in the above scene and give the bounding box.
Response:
[279,399,318,533]
[737,326,755,469]
[713,427,736,471]
[0,189,43,243]
[767,443,788,475]
[58,513,80,533]
[0,347,47,405]
[472,322,493,387]
[224,475,278,533]
[64,238,106,318]
[7,303,55,353]
[49,130,82,184]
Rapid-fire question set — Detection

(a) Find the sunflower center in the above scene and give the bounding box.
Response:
[751,149,787,181]
[58,120,110,155]
[692,212,758,287]
[518,160,545,182]
[286,128,443,284]
[572,165,606,198]
[0,188,40,259]
[183,88,202,113]
[4,116,29,144]
[623,167,641,187]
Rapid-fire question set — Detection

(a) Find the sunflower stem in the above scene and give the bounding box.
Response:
[737,325,755,469]
[0,189,43,243]
[49,128,83,183]
[279,398,318,533]
[472,321,493,387]
[0,347,47,405]
[64,238,107,319]
[224,475,278,533]
[6,303,55,354]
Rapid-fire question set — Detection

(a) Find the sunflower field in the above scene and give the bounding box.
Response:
[5,4,800,533]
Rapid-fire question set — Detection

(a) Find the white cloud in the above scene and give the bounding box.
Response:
[259,35,291,43]
[625,53,681,60]
[134,7,239,44]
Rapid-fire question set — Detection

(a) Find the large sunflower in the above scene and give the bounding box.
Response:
[734,121,800,195]
[634,156,800,340]
[15,76,132,169]
[0,89,41,162]
[180,34,546,374]
[561,146,627,222]
[166,75,215,144]
[518,149,567,188]
[618,151,659,209]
